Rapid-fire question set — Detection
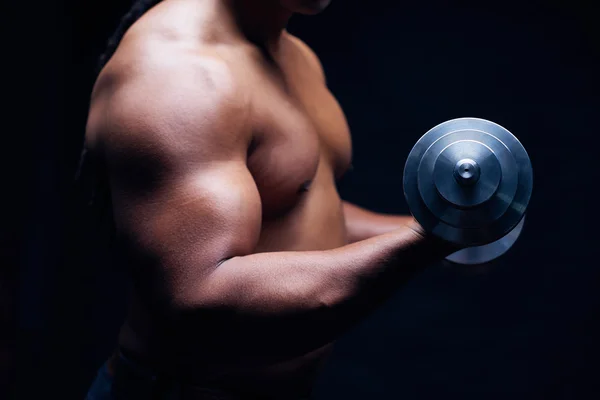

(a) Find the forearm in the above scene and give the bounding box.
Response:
[343,201,414,243]
[172,226,457,365]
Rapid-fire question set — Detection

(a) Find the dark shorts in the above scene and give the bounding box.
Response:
[85,351,312,400]
[85,352,248,400]
[85,362,114,400]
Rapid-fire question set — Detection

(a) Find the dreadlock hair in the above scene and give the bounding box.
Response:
[72,0,163,238]
[96,0,163,74]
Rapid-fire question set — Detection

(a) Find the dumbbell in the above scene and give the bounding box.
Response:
[403,118,533,265]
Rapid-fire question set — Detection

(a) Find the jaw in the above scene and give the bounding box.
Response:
[282,0,332,15]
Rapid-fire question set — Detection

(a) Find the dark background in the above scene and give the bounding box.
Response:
[8,0,599,398]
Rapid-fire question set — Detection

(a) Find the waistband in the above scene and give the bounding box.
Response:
[110,350,247,400]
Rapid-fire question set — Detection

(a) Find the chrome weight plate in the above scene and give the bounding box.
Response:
[403,118,533,246]
[445,215,526,265]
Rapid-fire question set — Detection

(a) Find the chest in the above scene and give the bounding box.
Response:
[246,75,352,217]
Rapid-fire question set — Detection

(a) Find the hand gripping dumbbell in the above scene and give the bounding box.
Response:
[403,118,533,265]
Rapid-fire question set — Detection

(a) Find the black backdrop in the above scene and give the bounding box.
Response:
[10,0,600,398]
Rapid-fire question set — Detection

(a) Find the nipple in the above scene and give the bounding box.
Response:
[298,180,312,193]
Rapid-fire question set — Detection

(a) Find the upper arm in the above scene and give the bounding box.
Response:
[89,62,261,309]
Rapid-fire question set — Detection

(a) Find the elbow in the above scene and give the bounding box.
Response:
[165,257,242,314]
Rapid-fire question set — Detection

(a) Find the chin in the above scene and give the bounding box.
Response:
[284,0,332,15]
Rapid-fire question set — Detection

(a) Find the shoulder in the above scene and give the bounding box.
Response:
[285,33,325,83]
[86,39,252,161]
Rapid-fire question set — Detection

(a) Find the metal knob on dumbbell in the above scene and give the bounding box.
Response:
[403,118,533,264]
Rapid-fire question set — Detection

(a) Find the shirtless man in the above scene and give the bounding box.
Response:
[84,0,460,398]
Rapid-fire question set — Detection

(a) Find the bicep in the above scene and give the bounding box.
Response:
[96,69,258,308]
[110,159,262,307]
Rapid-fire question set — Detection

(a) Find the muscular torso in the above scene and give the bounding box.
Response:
[94,5,352,397]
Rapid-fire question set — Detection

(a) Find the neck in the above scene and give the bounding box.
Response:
[225,0,292,52]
